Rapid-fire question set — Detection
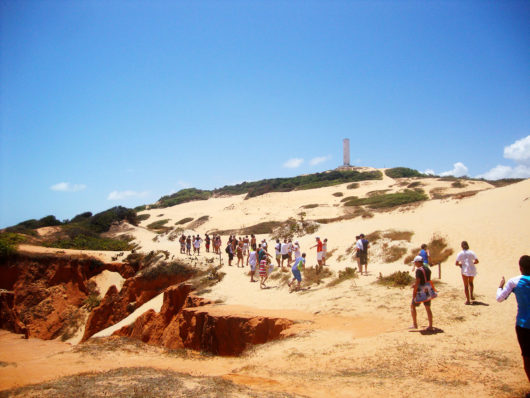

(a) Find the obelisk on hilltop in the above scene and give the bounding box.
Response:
[343,138,350,166]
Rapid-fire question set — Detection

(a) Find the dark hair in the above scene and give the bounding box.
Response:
[461,241,469,250]
[520,255,530,276]
[421,244,427,249]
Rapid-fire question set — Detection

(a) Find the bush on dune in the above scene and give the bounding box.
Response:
[343,190,428,209]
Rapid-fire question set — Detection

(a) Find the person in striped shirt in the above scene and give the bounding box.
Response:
[497,255,530,381]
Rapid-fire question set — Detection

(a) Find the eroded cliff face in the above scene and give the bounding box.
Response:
[81,272,195,341]
[0,253,134,340]
[114,284,294,356]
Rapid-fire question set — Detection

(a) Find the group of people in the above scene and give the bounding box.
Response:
[410,241,529,381]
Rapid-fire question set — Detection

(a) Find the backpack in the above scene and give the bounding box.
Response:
[225,245,230,254]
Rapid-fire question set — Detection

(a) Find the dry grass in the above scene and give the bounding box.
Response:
[301,203,319,209]
[327,267,358,287]
[0,366,300,398]
[376,271,414,287]
[332,192,344,197]
[383,230,414,242]
[382,245,407,263]
[302,266,333,286]
[188,215,209,230]
[175,217,194,225]
[403,234,453,265]
[346,182,359,189]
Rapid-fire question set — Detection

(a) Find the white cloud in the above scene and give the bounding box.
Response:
[477,164,530,180]
[440,162,468,177]
[423,169,435,176]
[504,135,530,164]
[50,182,86,192]
[107,190,149,200]
[476,135,530,180]
[283,158,304,168]
[310,156,331,166]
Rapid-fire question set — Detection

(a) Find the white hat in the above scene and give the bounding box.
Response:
[413,255,424,263]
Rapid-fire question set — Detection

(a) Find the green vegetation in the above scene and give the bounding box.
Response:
[332,192,344,197]
[366,189,391,197]
[44,235,132,251]
[134,205,147,212]
[327,267,358,287]
[84,293,101,310]
[451,180,467,188]
[0,232,26,258]
[377,271,414,287]
[407,181,423,188]
[484,178,524,187]
[385,167,427,178]
[175,217,194,225]
[147,219,170,231]
[6,215,62,234]
[214,221,282,236]
[346,182,359,189]
[137,214,150,222]
[343,190,428,209]
[301,203,319,209]
[154,188,212,209]
[216,170,382,199]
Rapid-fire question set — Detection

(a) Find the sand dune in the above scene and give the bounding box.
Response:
[1,174,529,397]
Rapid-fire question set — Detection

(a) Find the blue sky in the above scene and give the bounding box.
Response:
[1,0,529,228]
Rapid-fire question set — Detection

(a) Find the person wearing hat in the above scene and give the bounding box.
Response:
[310,237,324,272]
[410,255,435,331]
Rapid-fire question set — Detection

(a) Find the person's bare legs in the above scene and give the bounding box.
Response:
[410,303,418,329]
[462,275,471,304]
[425,304,433,329]
[357,257,361,273]
[469,276,475,300]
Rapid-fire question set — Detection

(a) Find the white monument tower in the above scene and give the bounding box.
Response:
[343,138,350,166]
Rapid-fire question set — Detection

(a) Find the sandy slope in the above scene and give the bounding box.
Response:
[1,174,529,397]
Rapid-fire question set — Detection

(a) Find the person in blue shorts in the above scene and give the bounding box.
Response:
[497,255,530,381]
[288,253,306,292]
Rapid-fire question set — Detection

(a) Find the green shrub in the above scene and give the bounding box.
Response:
[385,167,427,178]
[84,293,101,310]
[407,181,423,188]
[70,212,92,223]
[215,221,282,236]
[451,180,466,188]
[332,192,344,197]
[377,271,414,287]
[154,188,212,209]
[343,190,428,209]
[44,235,132,251]
[134,205,147,212]
[175,217,194,225]
[137,214,151,222]
[301,204,319,209]
[346,182,359,189]
[89,206,138,232]
[147,219,170,230]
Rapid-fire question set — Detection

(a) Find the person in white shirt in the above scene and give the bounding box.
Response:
[293,241,301,259]
[247,248,257,283]
[280,239,290,270]
[455,240,479,305]
[274,239,282,268]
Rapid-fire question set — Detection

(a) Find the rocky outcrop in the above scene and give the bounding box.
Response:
[114,284,294,356]
[0,291,27,337]
[0,253,136,339]
[81,272,194,341]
